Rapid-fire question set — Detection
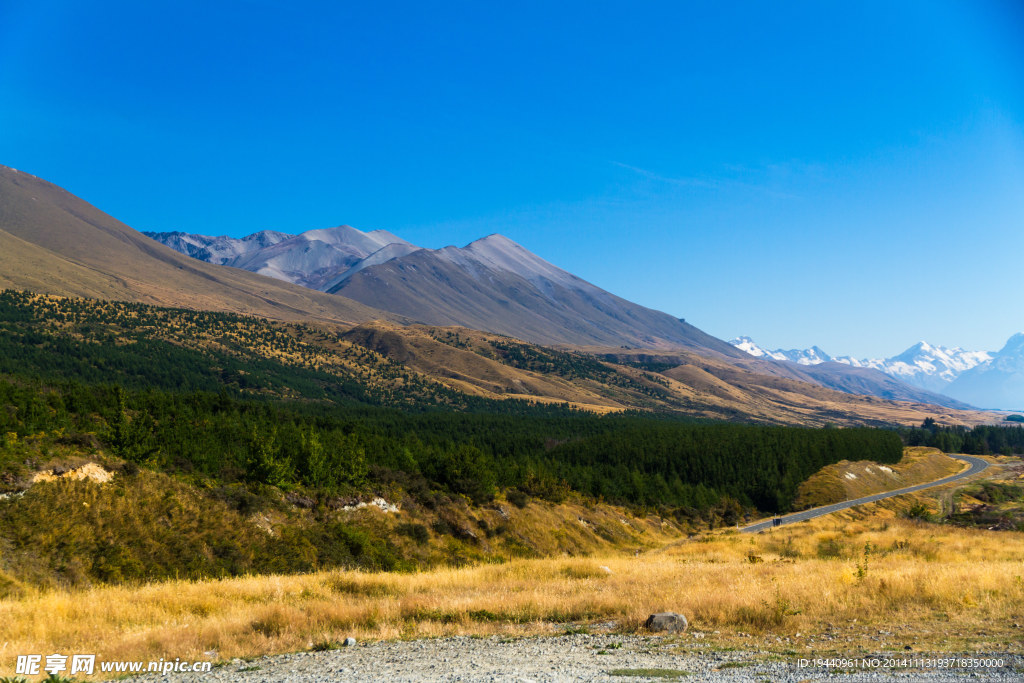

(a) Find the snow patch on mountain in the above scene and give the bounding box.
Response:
[776,346,833,366]
[728,338,833,365]
[299,226,411,255]
[144,230,292,265]
[729,337,787,361]
[146,225,415,291]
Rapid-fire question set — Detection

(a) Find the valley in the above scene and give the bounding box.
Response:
[1,281,1021,679]
[4,3,1022,680]
[0,166,1021,680]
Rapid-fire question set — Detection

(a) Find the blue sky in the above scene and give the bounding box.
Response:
[2,1,1022,358]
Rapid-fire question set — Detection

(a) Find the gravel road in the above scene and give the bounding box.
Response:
[742,454,989,533]
[125,634,1022,682]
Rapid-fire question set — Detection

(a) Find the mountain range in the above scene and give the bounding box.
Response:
[148,224,976,411]
[145,226,744,355]
[0,163,1002,420]
[731,336,1022,410]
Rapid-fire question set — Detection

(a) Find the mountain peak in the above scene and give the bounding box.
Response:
[728,336,783,360]
[464,233,529,257]
[944,332,1024,409]
[999,333,1024,354]
[456,234,581,288]
[299,225,411,251]
[471,232,516,245]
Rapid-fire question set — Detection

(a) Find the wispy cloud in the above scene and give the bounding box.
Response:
[611,161,801,200]
[610,162,721,189]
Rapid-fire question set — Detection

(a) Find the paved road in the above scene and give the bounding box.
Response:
[741,453,990,533]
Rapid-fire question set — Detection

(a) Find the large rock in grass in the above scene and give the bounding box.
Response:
[644,612,688,633]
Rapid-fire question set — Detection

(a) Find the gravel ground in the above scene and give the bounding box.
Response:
[124,634,1023,682]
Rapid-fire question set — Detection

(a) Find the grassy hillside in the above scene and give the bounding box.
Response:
[0,290,532,411]
[341,323,676,411]
[937,456,1024,532]
[0,459,683,595]
[792,447,965,509]
[0,289,998,428]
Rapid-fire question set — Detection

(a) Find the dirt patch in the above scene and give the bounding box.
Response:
[32,462,114,484]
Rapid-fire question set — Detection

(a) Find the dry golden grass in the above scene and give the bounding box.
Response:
[3,508,1022,677]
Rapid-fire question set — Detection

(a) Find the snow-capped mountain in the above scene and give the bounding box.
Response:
[944,334,1024,410]
[777,346,834,366]
[729,336,787,361]
[869,342,992,393]
[729,337,992,393]
[728,337,834,365]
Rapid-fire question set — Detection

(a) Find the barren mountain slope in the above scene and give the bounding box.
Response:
[330,235,743,355]
[0,166,400,326]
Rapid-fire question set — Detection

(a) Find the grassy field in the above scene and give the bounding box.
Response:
[2,459,1022,678]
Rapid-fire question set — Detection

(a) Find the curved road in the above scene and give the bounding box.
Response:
[741,454,990,533]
